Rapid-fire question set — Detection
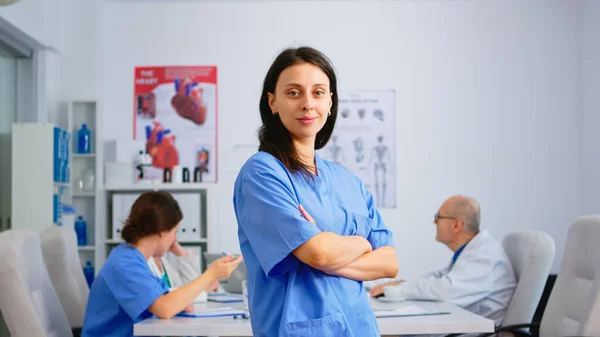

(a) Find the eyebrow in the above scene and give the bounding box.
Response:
[284,83,329,88]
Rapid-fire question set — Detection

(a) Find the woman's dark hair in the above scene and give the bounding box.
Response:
[258,46,338,177]
[121,191,183,244]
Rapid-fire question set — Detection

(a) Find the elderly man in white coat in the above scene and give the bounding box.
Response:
[369,195,517,326]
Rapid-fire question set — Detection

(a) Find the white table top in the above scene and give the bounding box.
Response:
[134,298,495,336]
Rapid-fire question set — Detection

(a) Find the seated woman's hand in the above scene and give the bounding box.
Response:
[207,255,244,280]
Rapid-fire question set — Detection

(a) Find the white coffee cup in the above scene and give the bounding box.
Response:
[383,285,405,299]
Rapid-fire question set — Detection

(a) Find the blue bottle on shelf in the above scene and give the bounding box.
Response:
[77,123,91,154]
[74,215,88,246]
[83,260,95,289]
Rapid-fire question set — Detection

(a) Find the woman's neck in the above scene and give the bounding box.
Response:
[132,237,156,261]
[153,256,163,273]
[293,138,316,174]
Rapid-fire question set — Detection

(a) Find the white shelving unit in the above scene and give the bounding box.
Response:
[103,183,215,271]
[105,183,215,191]
[67,100,105,272]
[11,123,71,234]
[104,238,209,244]
[62,99,215,273]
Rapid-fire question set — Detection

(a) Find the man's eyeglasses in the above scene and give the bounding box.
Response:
[434,212,456,222]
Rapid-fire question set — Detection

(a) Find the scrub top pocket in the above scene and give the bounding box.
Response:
[285,312,349,337]
[351,212,374,238]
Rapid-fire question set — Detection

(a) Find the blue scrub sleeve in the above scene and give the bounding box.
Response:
[237,170,321,279]
[361,182,395,249]
[105,262,169,321]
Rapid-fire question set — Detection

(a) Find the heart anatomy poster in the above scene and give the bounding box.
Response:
[134,66,217,182]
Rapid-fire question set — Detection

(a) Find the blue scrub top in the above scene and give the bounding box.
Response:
[233,152,394,337]
[82,243,169,337]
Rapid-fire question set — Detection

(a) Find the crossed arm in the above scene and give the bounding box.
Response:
[292,205,399,281]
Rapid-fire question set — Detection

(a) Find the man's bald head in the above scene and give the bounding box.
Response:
[442,195,481,234]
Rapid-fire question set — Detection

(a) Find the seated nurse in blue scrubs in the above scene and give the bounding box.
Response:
[82,191,243,337]
[233,46,400,337]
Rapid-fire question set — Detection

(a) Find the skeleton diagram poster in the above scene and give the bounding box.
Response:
[133,66,217,182]
[318,90,396,208]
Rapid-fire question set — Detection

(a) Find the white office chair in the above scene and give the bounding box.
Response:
[0,228,73,337]
[490,231,555,336]
[538,215,600,337]
[41,226,89,333]
[478,216,600,337]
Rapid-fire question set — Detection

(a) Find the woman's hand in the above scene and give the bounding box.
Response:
[206,255,244,280]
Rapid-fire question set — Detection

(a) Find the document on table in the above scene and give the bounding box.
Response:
[176,307,245,318]
[374,305,450,318]
[207,293,243,303]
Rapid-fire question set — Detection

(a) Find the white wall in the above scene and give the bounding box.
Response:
[581,0,600,215]
[0,0,97,127]
[0,0,58,49]
[101,0,582,278]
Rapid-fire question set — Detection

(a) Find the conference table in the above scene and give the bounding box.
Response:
[134,297,495,336]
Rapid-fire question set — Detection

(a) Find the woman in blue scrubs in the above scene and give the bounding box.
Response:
[82,191,243,337]
[233,47,400,337]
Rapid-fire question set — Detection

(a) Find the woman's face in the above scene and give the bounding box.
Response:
[268,63,333,143]
[155,223,179,257]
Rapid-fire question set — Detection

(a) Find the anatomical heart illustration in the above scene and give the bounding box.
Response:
[134,66,218,182]
[171,78,208,125]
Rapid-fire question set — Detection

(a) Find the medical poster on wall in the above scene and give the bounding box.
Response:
[318,90,396,208]
[133,66,217,182]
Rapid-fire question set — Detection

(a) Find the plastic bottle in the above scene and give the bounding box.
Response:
[74,215,88,246]
[81,167,95,192]
[62,205,76,230]
[77,123,91,154]
[83,260,95,289]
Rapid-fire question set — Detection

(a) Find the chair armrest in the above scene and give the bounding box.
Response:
[446,323,540,337]
[477,323,540,337]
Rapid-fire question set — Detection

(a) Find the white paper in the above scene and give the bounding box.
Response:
[207,294,243,303]
[183,308,244,317]
[195,307,234,313]
[374,305,431,318]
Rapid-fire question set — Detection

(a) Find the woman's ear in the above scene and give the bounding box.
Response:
[267,92,276,113]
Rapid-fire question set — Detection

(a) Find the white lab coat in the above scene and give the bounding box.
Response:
[147,251,208,302]
[397,230,517,326]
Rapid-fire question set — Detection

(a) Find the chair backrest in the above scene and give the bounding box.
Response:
[540,215,600,337]
[0,229,73,337]
[501,231,555,327]
[41,226,90,328]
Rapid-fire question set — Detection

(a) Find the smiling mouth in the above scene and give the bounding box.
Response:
[297,117,317,125]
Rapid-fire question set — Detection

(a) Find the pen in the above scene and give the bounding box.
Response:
[222,251,239,258]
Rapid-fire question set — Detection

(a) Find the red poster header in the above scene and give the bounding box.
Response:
[134,66,217,94]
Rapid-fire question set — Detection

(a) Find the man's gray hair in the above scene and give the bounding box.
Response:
[452,197,481,234]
